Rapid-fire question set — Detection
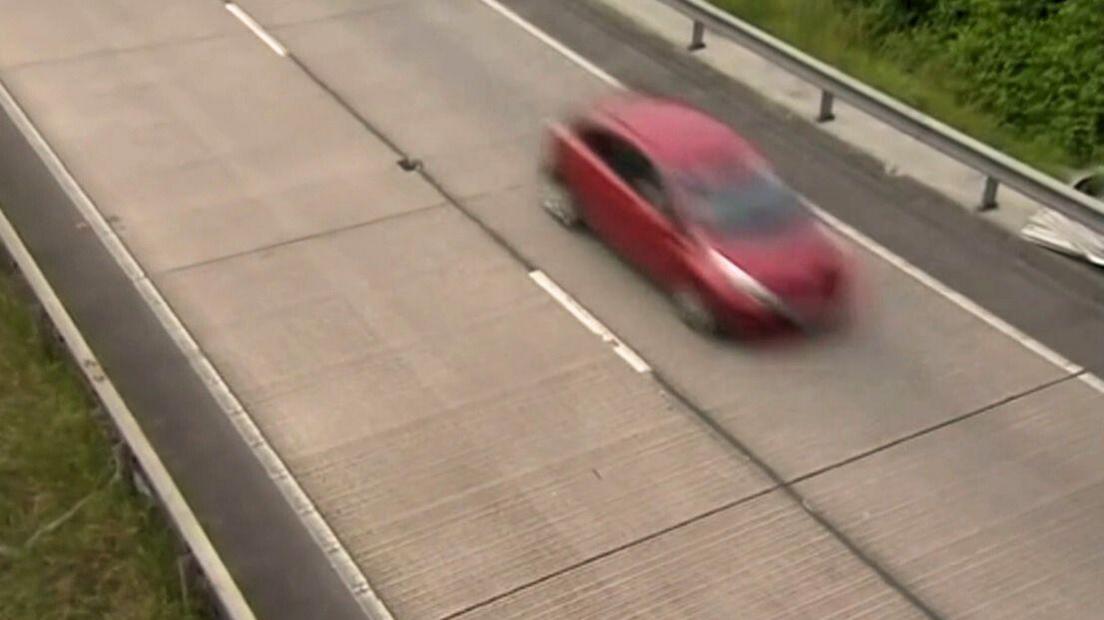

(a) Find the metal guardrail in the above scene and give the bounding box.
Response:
[655,0,1104,233]
[0,77,254,620]
[0,214,243,620]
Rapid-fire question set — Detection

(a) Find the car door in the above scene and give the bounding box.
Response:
[574,128,690,289]
[554,127,626,238]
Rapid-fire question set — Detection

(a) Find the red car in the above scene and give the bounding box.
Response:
[541,94,851,336]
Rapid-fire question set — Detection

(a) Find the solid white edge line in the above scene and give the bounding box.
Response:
[807,202,1087,377]
[0,80,393,619]
[476,0,624,88]
[0,217,256,620]
[1081,372,1104,394]
[530,270,652,373]
[0,179,258,616]
[478,0,1104,396]
[226,2,288,57]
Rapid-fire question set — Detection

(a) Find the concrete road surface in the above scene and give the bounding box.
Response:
[1,0,1102,618]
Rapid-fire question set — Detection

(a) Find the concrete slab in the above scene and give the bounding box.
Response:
[7,0,1101,617]
[159,205,773,618]
[0,58,370,620]
[231,0,402,29]
[241,0,1068,483]
[255,0,612,158]
[256,0,1071,483]
[6,6,784,613]
[2,32,439,274]
[459,491,925,619]
[161,204,555,403]
[458,181,1069,481]
[422,130,544,200]
[0,0,239,69]
[795,378,1104,618]
[225,1,1098,614]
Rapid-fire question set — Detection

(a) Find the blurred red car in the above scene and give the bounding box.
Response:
[541,94,851,336]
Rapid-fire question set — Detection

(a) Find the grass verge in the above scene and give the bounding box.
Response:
[708,0,1079,177]
[0,270,203,620]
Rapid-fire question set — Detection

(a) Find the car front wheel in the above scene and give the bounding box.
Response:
[541,177,583,229]
[672,287,718,335]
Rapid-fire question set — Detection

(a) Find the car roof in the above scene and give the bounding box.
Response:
[586,95,763,173]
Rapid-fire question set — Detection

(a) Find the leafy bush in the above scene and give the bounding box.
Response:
[841,0,1104,165]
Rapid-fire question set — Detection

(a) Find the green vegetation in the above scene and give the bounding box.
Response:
[709,0,1103,176]
[0,272,202,620]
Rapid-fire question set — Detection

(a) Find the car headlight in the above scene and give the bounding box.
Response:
[705,248,778,306]
[705,248,801,323]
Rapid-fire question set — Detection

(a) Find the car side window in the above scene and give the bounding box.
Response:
[581,129,673,217]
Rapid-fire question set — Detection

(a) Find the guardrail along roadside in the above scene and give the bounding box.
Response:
[656,0,1104,238]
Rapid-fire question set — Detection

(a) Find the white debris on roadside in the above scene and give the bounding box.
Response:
[1022,209,1104,267]
[1021,170,1104,267]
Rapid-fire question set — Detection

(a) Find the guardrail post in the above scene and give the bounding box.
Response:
[816,90,835,122]
[113,441,139,494]
[689,21,706,51]
[979,176,999,211]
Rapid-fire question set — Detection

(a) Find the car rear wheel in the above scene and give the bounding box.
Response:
[673,288,718,334]
[541,177,583,229]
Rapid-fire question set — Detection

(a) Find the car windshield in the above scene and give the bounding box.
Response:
[675,168,810,235]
